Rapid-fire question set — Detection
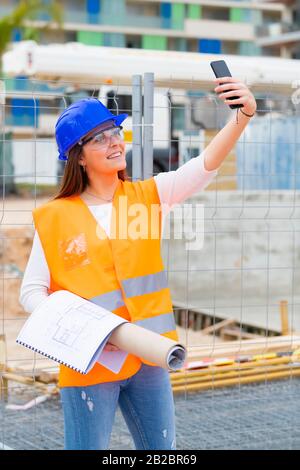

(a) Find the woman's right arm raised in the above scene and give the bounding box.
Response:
[19,230,51,313]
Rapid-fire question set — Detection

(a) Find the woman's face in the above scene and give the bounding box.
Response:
[79,119,126,176]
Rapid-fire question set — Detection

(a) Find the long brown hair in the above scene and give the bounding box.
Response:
[52,144,129,200]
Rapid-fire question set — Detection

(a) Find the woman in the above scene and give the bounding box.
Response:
[19,76,256,450]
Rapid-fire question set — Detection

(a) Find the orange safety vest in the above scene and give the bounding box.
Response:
[32,177,179,388]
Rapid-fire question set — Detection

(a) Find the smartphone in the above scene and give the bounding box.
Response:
[210,60,243,109]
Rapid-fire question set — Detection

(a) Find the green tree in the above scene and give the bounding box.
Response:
[0,0,63,73]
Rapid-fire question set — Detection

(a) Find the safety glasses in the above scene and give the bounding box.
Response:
[78,126,124,149]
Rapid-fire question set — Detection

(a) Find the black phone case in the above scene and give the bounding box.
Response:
[210,60,243,109]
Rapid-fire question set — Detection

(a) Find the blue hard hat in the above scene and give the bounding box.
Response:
[55,97,128,161]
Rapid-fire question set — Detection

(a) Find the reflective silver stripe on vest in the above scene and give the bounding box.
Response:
[121,270,168,298]
[134,312,176,334]
[90,289,125,310]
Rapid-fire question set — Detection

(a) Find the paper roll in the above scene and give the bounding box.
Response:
[109,322,186,371]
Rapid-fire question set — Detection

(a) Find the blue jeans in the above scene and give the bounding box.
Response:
[60,363,177,450]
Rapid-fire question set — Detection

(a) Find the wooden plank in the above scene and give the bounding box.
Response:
[280,300,289,335]
[200,318,236,336]
[5,363,59,384]
[37,368,59,384]
[220,327,262,341]
[171,356,294,380]
[0,334,6,370]
[171,364,300,386]
[0,334,8,401]
[172,369,300,393]
[187,335,300,359]
[2,372,53,393]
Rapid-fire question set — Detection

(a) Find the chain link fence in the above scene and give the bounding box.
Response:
[0,73,300,450]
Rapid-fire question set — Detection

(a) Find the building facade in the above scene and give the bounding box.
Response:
[1,0,289,57]
[257,0,300,59]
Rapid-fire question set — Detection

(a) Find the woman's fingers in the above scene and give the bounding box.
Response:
[218,89,248,99]
[214,77,257,114]
[215,82,247,93]
[224,96,248,105]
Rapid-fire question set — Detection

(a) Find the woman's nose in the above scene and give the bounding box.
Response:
[110,134,120,145]
[108,137,121,150]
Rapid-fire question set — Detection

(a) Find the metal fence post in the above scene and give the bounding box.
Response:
[132,75,143,181]
[143,72,154,180]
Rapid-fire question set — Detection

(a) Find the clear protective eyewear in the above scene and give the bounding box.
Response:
[78,125,124,149]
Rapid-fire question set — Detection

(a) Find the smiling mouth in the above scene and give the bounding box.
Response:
[107,152,122,160]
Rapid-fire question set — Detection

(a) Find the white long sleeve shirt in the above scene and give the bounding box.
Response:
[19,151,218,314]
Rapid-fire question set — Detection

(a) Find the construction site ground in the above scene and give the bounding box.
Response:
[1,377,299,450]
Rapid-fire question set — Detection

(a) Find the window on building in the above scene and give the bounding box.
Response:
[168,37,187,52]
[39,30,67,44]
[292,44,300,59]
[126,2,144,16]
[202,7,229,21]
[126,35,142,48]
[186,39,198,53]
[65,31,77,42]
[238,41,261,56]
[103,33,125,47]
[64,0,83,11]
[126,1,160,17]
[262,10,282,25]
[292,6,300,24]
[261,47,280,57]
[222,41,239,55]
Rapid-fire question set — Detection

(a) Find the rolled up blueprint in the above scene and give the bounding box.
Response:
[16,289,186,374]
[108,322,186,371]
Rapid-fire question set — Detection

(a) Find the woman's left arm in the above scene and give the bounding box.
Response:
[203,76,257,171]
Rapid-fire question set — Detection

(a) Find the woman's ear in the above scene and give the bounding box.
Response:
[78,153,85,167]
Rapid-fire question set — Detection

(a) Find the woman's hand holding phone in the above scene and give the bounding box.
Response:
[213,76,257,116]
[210,60,257,116]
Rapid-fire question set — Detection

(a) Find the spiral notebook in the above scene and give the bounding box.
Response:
[16,290,129,374]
